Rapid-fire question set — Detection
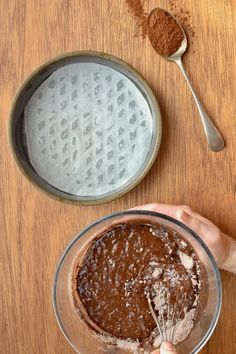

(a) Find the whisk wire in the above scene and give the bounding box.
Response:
[147,293,165,343]
[147,290,186,345]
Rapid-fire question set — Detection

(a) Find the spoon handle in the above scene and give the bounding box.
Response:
[175,58,225,152]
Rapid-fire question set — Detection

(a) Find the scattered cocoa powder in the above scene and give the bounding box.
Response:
[125,0,147,38]
[125,0,196,51]
[168,0,196,41]
[147,8,184,57]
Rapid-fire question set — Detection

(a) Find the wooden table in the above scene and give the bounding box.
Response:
[1,0,235,353]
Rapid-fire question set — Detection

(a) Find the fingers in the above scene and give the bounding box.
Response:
[151,350,160,354]
[176,209,219,242]
[130,203,191,218]
[176,207,213,227]
[160,341,177,353]
[130,203,218,241]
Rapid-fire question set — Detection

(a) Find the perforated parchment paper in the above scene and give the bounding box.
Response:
[25,62,154,197]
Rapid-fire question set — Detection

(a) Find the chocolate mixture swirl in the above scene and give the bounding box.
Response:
[73,223,202,341]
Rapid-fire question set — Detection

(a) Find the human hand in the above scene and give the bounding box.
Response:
[131,203,236,274]
[151,341,177,353]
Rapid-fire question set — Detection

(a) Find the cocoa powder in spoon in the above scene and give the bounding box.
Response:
[148,8,184,57]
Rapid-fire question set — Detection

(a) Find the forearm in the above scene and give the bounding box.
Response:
[220,235,236,274]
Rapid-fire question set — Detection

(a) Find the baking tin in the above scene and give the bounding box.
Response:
[9,51,162,205]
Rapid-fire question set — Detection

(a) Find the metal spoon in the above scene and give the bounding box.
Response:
[148,9,225,152]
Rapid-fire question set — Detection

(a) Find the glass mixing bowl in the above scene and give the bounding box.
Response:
[53,211,222,354]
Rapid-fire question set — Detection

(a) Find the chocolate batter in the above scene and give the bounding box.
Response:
[72,223,202,342]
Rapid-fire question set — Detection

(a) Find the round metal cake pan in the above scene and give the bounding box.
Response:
[9,51,162,205]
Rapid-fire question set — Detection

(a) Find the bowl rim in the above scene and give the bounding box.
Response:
[52,210,222,354]
[9,51,162,205]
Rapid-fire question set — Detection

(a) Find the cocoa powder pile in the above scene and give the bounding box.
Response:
[148,8,184,57]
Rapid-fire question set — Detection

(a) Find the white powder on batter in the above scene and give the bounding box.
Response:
[100,335,140,353]
[152,267,163,278]
[178,250,194,270]
[116,339,139,351]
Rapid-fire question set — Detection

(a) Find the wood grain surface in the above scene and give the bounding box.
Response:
[1,0,236,353]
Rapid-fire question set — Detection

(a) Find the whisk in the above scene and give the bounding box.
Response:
[147,290,187,344]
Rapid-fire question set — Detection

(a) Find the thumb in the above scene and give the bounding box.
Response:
[160,341,177,354]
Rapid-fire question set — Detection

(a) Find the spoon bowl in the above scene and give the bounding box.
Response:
[168,37,187,61]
